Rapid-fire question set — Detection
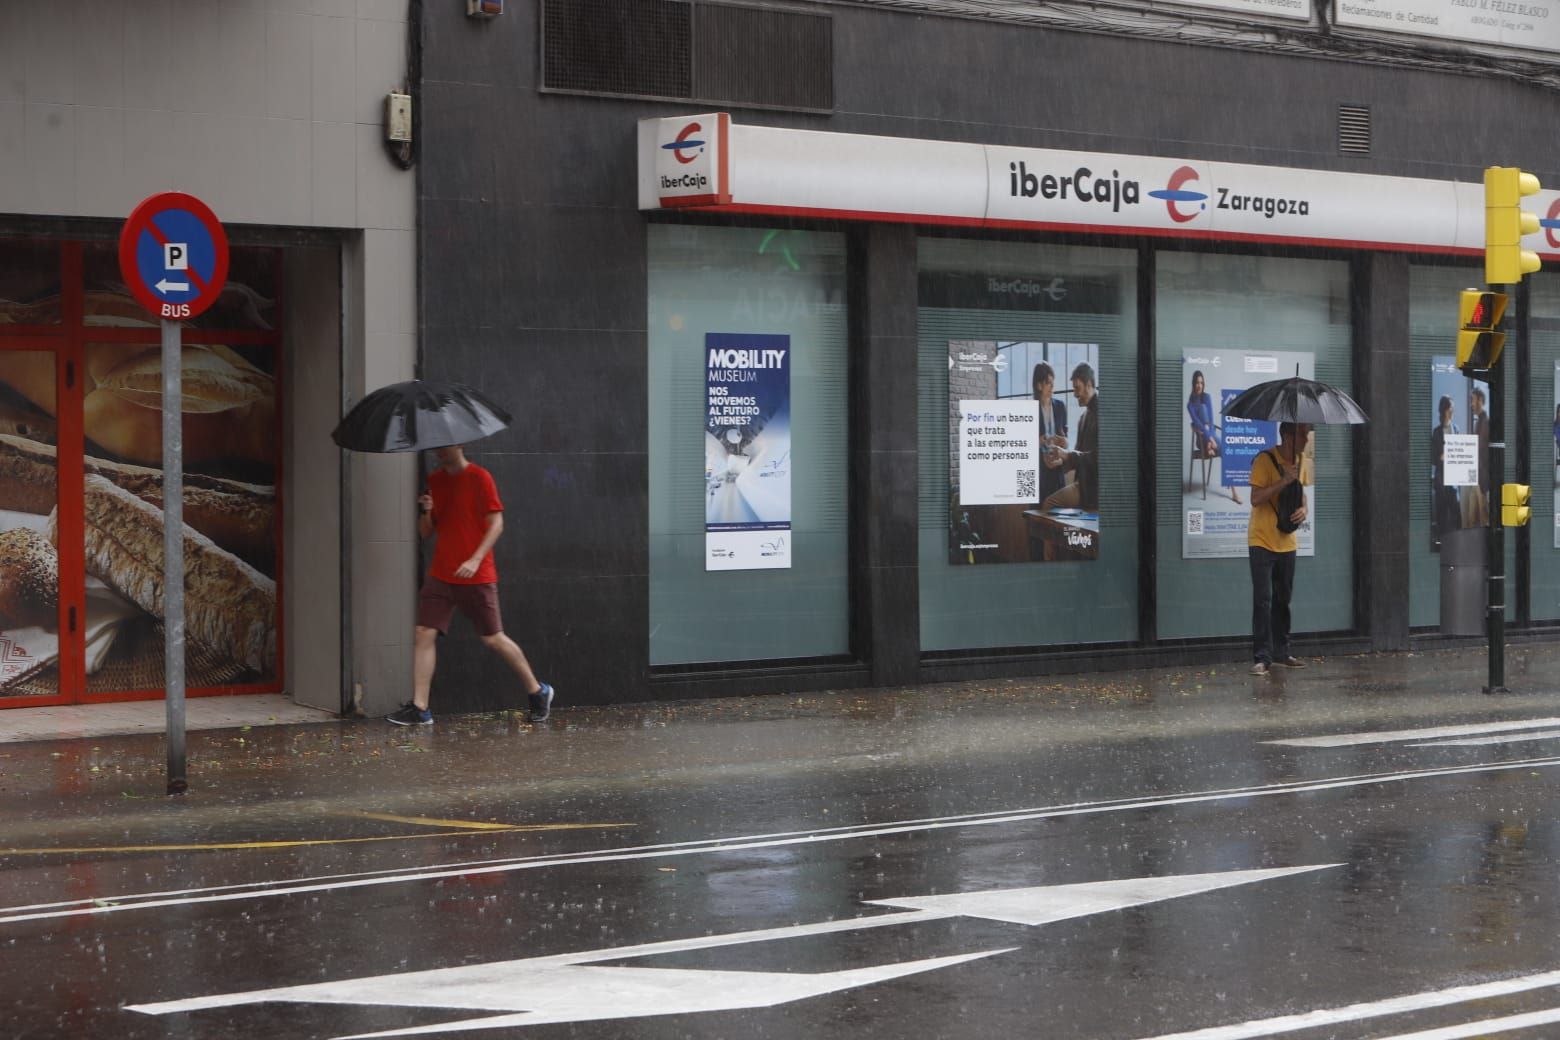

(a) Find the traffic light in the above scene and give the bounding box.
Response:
[1457,288,1507,370]
[1502,483,1531,527]
[1485,166,1543,284]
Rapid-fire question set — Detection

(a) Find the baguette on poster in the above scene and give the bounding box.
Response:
[0,527,57,629]
[0,340,276,468]
[0,435,274,570]
[55,476,276,673]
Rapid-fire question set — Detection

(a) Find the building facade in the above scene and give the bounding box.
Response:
[6,1,1560,717]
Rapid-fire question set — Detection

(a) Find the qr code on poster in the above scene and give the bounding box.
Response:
[1186,511,1204,535]
[1016,468,1037,498]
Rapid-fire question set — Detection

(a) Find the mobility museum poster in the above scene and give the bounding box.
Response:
[948,339,1100,565]
[1181,349,1315,560]
[705,332,791,571]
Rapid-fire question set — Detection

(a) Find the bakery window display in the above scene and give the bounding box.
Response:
[0,240,283,702]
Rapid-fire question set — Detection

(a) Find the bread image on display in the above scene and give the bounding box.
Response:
[0,436,275,571]
[0,337,276,469]
[0,528,57,630]
[64,476,276,674]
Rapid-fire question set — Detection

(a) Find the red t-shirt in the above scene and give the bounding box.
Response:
[426,462,503,585]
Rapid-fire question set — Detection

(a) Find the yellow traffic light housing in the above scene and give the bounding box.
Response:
[1457,288,1508,370]
[1485,167,1543,284]
[1502,483,1531,527]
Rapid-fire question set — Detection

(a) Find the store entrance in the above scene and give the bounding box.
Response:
[0,237,283,708]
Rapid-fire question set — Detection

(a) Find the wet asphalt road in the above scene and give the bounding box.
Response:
[4,646,1560,1039]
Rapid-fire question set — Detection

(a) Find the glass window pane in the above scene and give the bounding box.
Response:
[0,239,62,327]
[1408,264,1514,629]
[1528,272,1560,620]
[81,341,280,694]
[647,225,849,666]
[0,349,61,699]
[917,238,1138,651]
[1156,254,1354,640]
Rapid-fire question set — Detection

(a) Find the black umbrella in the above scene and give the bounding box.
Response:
[331,380,512,453]
[1222,368,1369,426]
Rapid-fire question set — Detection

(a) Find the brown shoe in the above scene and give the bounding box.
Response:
[1274,656,1307,668]
[1249,661,1270,677]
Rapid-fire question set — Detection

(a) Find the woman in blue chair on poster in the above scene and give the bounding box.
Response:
[1187,370,1241,505]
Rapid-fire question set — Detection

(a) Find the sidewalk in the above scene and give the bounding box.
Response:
[0,694,337,744]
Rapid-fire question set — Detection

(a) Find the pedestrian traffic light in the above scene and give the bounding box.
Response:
[1457,288,1507,370]
[1502,483,1531,527]
[1485,167,1543,284]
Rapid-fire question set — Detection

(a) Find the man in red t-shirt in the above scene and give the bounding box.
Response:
[386,444,555,726]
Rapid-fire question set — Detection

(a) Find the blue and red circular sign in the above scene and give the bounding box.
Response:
[118,192,229,322]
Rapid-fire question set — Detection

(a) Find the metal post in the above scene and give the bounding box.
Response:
[1485,283,1509,694]
[162,319,188,792]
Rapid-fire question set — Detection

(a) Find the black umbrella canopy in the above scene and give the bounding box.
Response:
[1222,372,1369,426]
[331,380,512,453]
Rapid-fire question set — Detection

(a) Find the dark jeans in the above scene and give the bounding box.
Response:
[1249,545,1296,665]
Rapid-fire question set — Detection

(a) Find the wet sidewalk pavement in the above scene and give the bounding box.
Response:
[3,640,1559,823]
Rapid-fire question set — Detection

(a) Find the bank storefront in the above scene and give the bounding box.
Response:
[638,114,1560,687]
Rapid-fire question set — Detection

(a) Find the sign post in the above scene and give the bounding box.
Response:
[118,192,229,794]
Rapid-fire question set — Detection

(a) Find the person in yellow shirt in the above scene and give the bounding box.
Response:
[1247,422,1311,677]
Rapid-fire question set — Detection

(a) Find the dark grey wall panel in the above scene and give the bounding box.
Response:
[418,0,1557,705]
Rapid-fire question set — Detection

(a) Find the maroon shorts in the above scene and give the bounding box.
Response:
[417,577,503,636]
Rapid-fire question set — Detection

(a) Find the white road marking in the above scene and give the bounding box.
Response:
[128,866,1333,1037]
[1411,727,1560,747]
[1264,717,1560,747]
[1131,967,1560,1039]
[1369,1006,1560,1040]
[8,755,1557,926]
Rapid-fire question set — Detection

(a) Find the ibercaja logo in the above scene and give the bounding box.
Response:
[657,113,731,208]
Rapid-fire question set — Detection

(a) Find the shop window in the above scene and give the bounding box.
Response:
[1156,253,1354,640]
[1408,264,1513,629]
[0,237,282,705]
[648,225,849,666]
[917,238,1138,652]
[1527,274,1560,621]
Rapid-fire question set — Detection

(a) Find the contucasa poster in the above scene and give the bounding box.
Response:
[705,332,791,571]
[948,339,1100,565]
[1181,349,1315,560]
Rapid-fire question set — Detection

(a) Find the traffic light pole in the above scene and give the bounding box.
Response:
[1485,282,1509,695]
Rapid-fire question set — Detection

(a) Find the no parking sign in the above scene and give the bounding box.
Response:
[117,192,229,321]
[116,191,230,794]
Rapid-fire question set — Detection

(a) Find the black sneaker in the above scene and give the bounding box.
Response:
[527,682,555,722]
[386,703,432,726]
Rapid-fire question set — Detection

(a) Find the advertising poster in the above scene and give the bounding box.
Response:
[1181,349,1316,560]
[948,339,1100,564]
[0,263,278,697]
[705,332,791,571]
[1427,355,1491,550]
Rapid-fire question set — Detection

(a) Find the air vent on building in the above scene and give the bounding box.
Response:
[541,0,833,113]
[542,0,693,99]
[1338,104,1371,155]
[694,4,832,111]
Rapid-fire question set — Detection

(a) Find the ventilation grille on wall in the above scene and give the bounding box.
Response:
[542,0,833,112]
[1338,104,1371,155]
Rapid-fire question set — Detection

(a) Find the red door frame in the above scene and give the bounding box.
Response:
[0,238,285,708]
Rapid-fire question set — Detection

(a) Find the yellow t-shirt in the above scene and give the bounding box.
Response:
[1247,450,1298,553]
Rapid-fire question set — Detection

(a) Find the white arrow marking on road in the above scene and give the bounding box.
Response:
[127,865,1335,1038]
[1264,717,1560,747]
[155,278,189,293]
